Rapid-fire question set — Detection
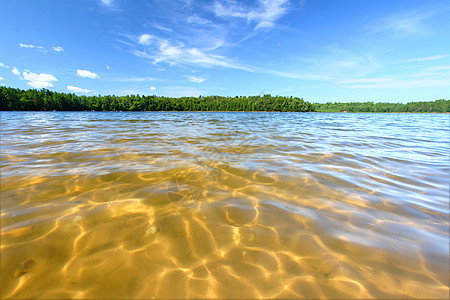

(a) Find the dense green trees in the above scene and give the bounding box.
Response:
[311,100,450,113]
[0,86,448,112]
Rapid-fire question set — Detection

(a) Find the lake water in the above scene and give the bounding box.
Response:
[1,111,449,299]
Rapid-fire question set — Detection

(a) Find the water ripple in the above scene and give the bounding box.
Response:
[1,111,448,299]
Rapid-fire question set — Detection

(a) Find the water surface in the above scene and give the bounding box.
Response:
[1,111,449,299]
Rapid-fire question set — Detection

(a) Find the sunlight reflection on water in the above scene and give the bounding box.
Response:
[1,111,449,299]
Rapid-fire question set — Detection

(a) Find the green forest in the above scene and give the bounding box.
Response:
[1,86,449,112]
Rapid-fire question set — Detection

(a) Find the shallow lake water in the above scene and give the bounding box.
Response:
[1,111,449,299]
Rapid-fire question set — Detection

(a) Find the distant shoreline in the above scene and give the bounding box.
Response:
[1,86,448,113]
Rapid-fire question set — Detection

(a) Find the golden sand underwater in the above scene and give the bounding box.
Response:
[1,111,449,298]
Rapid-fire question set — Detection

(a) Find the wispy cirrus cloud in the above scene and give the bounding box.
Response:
[265,46,382,82]
[132,32,376,83]
[100,0,114,7]
[213,0,290,30]
[113,76,156,82]
[99,0,120,11]
[331,60,450,89]
[20,43,47,53]
[426,65,450,71]
[364,9,445,37]
[187,14,213,25]
[152,24,173,32]
[133,34,252,71]
[264,69,332,81]
[77,69,99,79]
[0,62,9,68]
[335,77,392,84]
[20,43,64,53]
[405,54,449,62]
[186,75,206,83]
[256,42,448,91]
[344,76,450,89]
[124,1,294,73]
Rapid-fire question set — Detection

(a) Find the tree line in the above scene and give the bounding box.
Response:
[0,86,448,112]
[312,100,449,113]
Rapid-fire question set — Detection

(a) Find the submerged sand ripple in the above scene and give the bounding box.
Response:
[1,111,448,298]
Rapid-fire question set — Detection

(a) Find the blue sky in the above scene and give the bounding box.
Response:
[1,0,449,102]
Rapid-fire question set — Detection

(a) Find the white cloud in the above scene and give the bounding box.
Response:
[126,1,292,76]
[138,34,154,46]
[149,86,156,91]
[364,10,441,36]
[345,77,450,89]
[106,64,111,70]
[0,62,8,68]
[19,43,36,48]
[36,46,48,53]
[23,71,58,88]
[20,43,62,53]
[335,77,392,84]
[12,67,20,76]
[332,66,450,89]
[22,72,58,83]
[114,76,156,82]
[52,46,64,52]
[100,0,113,5]
[99,0,120,12]
[266,69,332,81]
[426,65,450,71]
[77,69,99,79]
[406,54,449,62]
[133,38,251,71]
[0,76,4,81]
[67,86,90,93]
[27,81,53,88]
[153,24,173,32]
[213,0,290,30]
[186,75,206,83]
[187,14,212,25]
[19,43,47,52]
[265,46,383,83]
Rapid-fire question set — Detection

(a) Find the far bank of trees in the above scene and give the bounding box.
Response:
[312,100,449,113]
[0,86,448,113]
[0,87,312,112]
